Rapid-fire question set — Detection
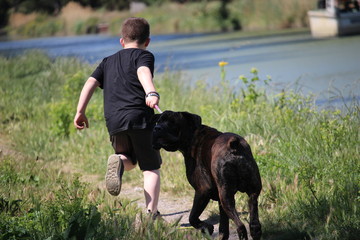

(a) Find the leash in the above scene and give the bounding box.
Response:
[178,226,193,230]
[155,105,163,113]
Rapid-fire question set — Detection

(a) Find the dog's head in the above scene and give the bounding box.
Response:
[152,110,202,152]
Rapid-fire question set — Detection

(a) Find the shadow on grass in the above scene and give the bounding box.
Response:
[263,229,310,240]
[195,211,311,240]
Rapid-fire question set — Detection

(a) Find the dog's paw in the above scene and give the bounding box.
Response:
[237,225,248,240]
[218,232,230,240]
[250,223,262,240]
[200,222,214,235]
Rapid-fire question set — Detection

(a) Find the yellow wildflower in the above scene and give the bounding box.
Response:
[218,61,229,67]
[239,75,246,80]
[250,67,258,74]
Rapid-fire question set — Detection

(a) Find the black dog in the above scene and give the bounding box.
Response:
[152,111,262,240]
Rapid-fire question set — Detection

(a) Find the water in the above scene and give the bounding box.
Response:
[1,30,359,106]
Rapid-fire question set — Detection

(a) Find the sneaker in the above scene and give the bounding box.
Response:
[105,154,123,196]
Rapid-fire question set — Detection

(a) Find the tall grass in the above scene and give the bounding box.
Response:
[231,0,314,30]
[5,0,316,38]
[7,15,65,38]
[0,51,359,239]
[143,0,315,33]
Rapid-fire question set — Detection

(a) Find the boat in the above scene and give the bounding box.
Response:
[308,0,360,37]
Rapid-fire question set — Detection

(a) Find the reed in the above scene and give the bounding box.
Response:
[6,0,316,38]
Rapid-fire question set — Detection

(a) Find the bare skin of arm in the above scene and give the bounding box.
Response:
[74,77,100,129]
[137,66,159,109]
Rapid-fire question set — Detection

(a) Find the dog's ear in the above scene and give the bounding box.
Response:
[180,112,202,128]
[150,114,161,127]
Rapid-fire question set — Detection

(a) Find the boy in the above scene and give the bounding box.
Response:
[74,17,162,217]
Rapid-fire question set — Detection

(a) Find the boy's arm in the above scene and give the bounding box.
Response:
[137,66,159,108]
[74,77,100,129]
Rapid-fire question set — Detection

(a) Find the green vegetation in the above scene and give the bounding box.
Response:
[3,0,315,39]
[1,51,359,239]
[0,50,205,239]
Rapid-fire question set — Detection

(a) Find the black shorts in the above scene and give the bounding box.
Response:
[110,129,162,171]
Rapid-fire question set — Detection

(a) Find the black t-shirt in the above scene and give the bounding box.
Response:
[91,48,155,135]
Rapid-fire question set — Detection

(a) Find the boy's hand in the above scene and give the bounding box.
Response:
[74,112,89,130]
[146,95,159,109]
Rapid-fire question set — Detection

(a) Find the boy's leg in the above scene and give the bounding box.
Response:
[119,154,136,171]
[111,134,137,171]
[127,129,162,214]
[143,169,160,213]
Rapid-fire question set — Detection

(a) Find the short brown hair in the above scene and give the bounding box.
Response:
[121,17,150,44]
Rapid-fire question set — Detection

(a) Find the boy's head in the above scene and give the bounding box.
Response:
[121,17,150,45]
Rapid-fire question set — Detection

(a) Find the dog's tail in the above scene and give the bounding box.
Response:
[225,134,262,193]
[227,135,254,158]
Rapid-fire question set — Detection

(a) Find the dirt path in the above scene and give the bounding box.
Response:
[117,183,242,240]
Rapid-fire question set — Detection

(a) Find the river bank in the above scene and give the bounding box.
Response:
[2,1,315,40]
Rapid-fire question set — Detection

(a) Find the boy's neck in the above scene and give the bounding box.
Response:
[121,38,149,50]
[124,42,147,49]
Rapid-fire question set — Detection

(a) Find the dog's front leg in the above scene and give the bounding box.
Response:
[189,192,214,235]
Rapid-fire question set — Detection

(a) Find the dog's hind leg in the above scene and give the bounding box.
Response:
[189,192,214,235]
[218,203,230,240]
[248,192,261,240]
[218,189,248,240]
[219,188,248,240]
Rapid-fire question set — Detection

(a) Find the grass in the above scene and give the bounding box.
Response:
[0,51,359,239]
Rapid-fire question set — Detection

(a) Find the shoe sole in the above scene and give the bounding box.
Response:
[105,154,122,196]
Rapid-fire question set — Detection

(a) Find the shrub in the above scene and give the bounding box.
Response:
[49,70,103,137]
[74,17,100,35]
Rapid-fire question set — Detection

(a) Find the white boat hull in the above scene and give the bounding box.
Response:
[308,10,360,37]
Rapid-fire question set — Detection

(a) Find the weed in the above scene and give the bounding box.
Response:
[238,67,271,103]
